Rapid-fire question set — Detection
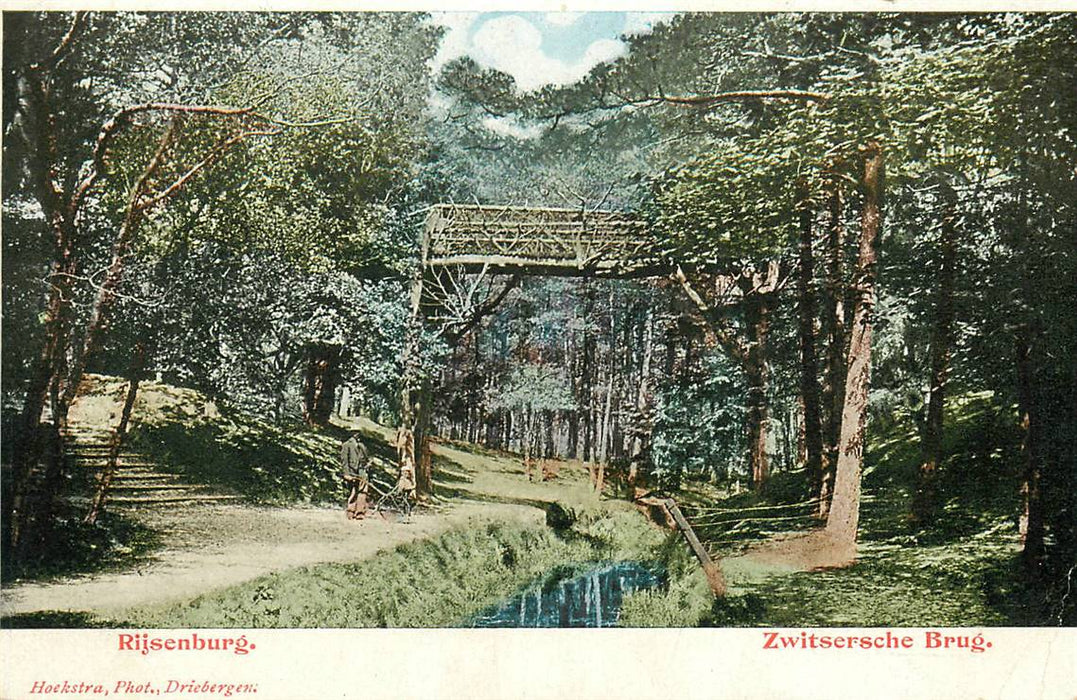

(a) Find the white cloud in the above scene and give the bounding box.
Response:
[580,38,625,69]
[429,12,480,72]
[481,116,545,140]
[470,15,626,92]
[544,12,583,27]
[622,12,676,36]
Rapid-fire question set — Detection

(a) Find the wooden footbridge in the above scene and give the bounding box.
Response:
[399,202,778,504]
[401,202,668,495]
[421,203,665,278]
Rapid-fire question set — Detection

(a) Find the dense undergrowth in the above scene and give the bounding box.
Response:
[0,504,160,585]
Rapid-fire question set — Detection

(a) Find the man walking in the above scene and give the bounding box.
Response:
[341,430,370,520]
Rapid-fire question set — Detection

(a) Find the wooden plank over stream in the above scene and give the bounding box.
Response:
[665,498,727,596]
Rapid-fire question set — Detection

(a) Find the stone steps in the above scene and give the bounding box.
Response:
[61,425,239,511]
[109,472,182,482]
[109,483,199,492]
[68,460,159,469]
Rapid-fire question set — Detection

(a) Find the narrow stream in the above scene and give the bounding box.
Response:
[469,561,666,628]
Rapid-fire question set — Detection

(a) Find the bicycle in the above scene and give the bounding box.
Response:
[369,477,415,523]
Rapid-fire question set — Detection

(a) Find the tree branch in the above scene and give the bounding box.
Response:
[251,113,353,128]
[672,265,748,362]
[138,126,280,211]
[43,11,87,70]
[70,102,256,219]
[443,274,521,343]
[644,89,830,107]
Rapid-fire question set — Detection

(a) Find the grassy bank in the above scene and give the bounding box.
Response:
[58,375,403,506]
[720,389,1052,626]
[619,534,716,627]
[120,503,667,628]
[628,392,1052,627]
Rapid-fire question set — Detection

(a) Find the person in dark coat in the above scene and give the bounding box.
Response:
[340,431,370,520]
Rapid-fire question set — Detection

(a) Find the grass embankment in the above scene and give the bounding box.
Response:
[123,385,374,506]
[121,503,666,628]
[624,392,1041,627]
[78,374,407,507]
[731,392,1036,627]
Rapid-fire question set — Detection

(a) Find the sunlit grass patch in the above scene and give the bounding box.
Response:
[733,527,1020,627]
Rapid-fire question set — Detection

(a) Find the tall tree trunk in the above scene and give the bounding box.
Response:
[912,205,958,525]
[397,273,427,496]
[597,320,615,493]
[398,376,433,497]
[414,379,434,495]
[825,142,884,548]
[303,344,341,427]
[599,371,615,465]
[797,183,824,498]
[543,410,555,459]
[794,399,807,469]
[820,185,847,519]
[628,306,654,489]
[744,292,771,491]
[600,288,616,469]
[85,343,147,525]
[1015,328,1046,573]
[7,62,81,553]
[581,333,594,463]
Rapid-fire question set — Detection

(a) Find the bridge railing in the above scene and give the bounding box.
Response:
[423,204,654,273]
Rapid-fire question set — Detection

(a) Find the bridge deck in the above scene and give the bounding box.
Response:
[423,203,666,277]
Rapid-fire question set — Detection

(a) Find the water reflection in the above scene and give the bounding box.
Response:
[470,561,665,628]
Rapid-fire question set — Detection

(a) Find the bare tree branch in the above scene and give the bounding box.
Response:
[138,126,280,211]
[443,274,521,342]
[645,89,829,107]
[251,113,353,129]
[71,103,257,218]
[672,265,749,362]
[42,11,87,70]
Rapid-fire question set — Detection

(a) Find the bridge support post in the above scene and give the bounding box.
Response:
[396,271,433,498]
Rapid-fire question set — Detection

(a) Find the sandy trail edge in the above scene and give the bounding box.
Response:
[0,501,539,617]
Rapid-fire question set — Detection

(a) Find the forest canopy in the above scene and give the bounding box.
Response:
[2,11,1074,624]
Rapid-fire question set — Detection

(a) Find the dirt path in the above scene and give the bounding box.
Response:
[0,424,605,619]
[0,500,543,617]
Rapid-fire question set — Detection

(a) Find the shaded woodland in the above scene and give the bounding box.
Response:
[2,12,1074,624]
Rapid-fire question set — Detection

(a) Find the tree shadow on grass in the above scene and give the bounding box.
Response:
[860,394,1022,547]
[130,420,343,505]
[0,610,115,628]
[1,508,162,585]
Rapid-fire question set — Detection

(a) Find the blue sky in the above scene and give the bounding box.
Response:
[432,12,674,92]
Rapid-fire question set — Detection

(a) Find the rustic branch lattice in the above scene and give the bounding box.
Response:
[423,203,658,277]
